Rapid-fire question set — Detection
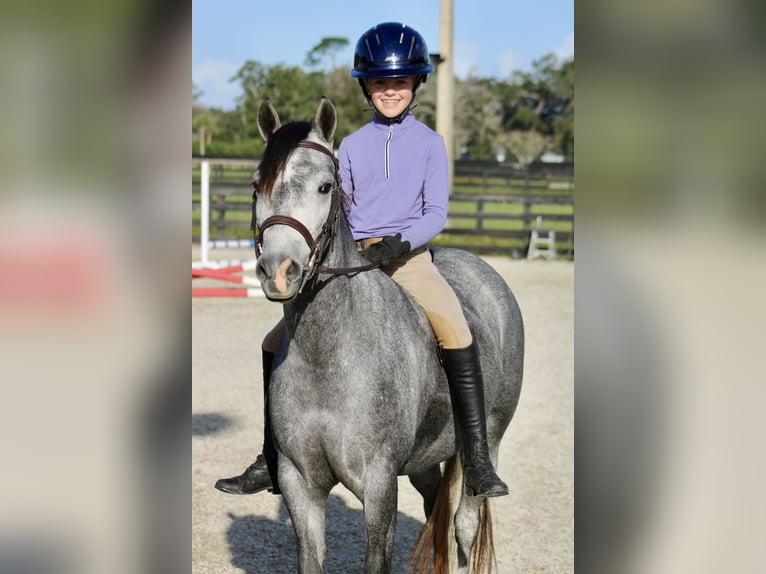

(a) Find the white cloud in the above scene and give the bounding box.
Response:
[496,51,521,78]
[452,41,480,80]
[192,59,241,110]
[555,32,574,62]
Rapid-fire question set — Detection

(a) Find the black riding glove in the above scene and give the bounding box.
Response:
[361,233,411,265]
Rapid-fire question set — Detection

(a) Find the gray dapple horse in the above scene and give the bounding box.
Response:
[251,97,524,574]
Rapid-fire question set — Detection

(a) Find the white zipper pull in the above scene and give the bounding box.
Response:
[385,124,394,179]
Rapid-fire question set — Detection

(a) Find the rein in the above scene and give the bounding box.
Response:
[253,140,379,293]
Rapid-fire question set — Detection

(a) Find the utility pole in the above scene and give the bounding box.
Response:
[436,0,455,188]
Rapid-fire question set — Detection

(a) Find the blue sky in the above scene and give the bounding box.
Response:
[193,0,574,110]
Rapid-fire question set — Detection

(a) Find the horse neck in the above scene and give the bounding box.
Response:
[322,207,368,270]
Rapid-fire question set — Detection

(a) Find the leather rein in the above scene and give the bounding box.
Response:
[252,140,379,293]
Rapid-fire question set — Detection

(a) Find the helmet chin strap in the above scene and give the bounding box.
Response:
[372,103,418,124]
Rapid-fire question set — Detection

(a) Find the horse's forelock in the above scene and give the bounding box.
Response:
[257,121,312,198]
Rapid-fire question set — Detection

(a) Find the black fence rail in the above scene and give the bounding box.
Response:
[193,159,574,259]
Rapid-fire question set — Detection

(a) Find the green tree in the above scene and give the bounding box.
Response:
[501,130,549,168]
[305,37,349,69]
[191,48,574,161]
[193,105,224,142]
[454,76,503,160]
[231,60,325,139]
[322,67,369,142]
[552,59,574,159]
[510,54,573,138]
[412,73,437,129]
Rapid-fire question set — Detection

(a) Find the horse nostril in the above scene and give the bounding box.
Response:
[274,258,299,294]
[256,255,302,296]
[256,256,298,278]
[255,258,269,282]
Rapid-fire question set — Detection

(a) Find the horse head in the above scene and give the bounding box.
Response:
[252,97,339,301]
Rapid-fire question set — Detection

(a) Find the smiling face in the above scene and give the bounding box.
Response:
[366,76,416,119]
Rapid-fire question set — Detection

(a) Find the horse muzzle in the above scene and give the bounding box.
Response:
[255,254,303,301]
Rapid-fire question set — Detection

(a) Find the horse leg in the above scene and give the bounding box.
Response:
[362,470,399,574]
[280,460,330,574]
[453,493,485,574]
[408,464,442,518]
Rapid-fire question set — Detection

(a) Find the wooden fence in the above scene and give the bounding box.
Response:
[192,158,574,259]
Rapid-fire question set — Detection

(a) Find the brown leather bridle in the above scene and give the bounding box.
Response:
[252,140,379,294]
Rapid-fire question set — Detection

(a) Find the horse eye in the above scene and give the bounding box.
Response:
[318,183,333,194]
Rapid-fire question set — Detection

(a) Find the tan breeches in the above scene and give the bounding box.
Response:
[384,249,473,348]
[262,249,473,353]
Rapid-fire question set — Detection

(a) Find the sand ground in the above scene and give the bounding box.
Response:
[192,254,573,573]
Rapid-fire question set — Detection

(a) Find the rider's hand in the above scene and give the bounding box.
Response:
[361,233,411,265]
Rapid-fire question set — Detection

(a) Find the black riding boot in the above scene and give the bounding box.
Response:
[214,349,281,495]
[442,342,509,497]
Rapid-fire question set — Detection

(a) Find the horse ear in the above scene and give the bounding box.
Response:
[313,96,336,144]
[257,97,281,142]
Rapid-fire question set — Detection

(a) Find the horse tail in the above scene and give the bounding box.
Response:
[472,498,497,573]
[407,452,498,574]
[406,454,459,574]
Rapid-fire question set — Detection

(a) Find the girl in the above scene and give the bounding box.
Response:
[216,22,507,498]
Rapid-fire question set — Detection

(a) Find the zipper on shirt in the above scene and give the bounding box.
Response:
[384,124,393,179]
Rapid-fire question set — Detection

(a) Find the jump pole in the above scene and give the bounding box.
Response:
[192,287,263,298]
[192,266,260,286]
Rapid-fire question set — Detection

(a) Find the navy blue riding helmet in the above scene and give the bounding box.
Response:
[351,22,434,78]
[350,22,434,120]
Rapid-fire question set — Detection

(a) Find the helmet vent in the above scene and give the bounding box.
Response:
[408,36,415,59]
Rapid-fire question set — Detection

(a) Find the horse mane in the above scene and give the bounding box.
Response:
[257,121,312,198]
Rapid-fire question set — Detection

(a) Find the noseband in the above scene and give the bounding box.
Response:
[252,140,378,293]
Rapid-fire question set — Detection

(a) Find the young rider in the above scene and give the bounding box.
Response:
[215,22,508,498]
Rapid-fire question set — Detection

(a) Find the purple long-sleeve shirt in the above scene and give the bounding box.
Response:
[337,112,449,250]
